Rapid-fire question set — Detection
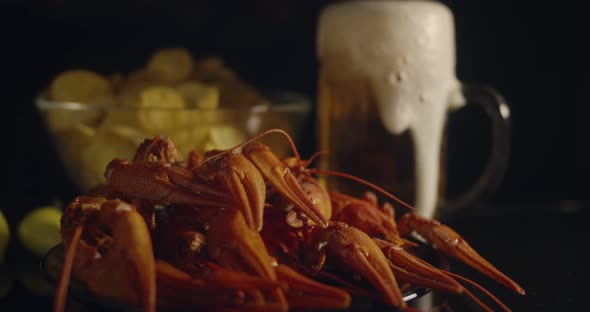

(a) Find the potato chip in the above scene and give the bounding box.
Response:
[43,49,278,193]
[100,109,188,135]
[109,72,125,93]
[63,123,97,143]
[208,125,246,150]
[108,125,149,143]
[54,124,97,186]
[136,86,189,133]
[80,126,146,190]
[50,69,113,104]
[168,123,245,155]
[168,126,212,155]
[201,140,218,152]
[192,57,236,82]
[117,92,141,108]
[123,69,163,89]
[195,56,224,72]
[109,86,188,131]
[147,48,193,83]
[117,71,166,107]
[176,81,219,109]
[138,86,186,109]
[184,125,245,153]
[123,70,159,89]
[100,110,142,131]
[44,106,105,132]
[216,79,263,109]
[246,112,294,158]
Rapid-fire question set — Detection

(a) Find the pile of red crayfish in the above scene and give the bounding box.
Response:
[54,130,524,312]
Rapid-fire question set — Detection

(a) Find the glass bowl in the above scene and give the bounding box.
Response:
[36,90,311,192]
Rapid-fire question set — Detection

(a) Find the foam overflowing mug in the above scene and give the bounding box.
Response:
[316,0,510,218]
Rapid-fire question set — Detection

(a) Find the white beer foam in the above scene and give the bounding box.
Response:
[318,0,466,217]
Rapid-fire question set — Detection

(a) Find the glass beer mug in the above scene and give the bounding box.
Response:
[316,0,510,218]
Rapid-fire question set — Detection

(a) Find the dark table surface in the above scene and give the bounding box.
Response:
[1,199,587,311]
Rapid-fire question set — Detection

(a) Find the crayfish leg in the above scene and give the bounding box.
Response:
[53,225,83,312]
[207,208,288,310]
[276,264,351,310]
[156,260,285,311]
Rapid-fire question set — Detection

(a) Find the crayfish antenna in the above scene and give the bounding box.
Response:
[314,170,416,212]
[442,270,512,312]
[53,225,83,312]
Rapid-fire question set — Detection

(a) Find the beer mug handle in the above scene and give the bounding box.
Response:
[443,83,511,214]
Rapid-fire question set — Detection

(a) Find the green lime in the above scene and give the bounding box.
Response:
[18,206,62,257]
[0,210,9,263]
[18,265,54,296]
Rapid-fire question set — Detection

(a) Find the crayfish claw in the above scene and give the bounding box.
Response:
[374,238,463,294]
[202,151,266,231]
[330,192,405,246]
[243,142,329,228]
[105,159,229,207]
[316,223,406,308]
[59,198,156,312]
[398,213,525,295]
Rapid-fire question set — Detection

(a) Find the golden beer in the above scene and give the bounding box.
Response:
[317,66,448,207]
[316,1,510,218]
[315,1,465,217]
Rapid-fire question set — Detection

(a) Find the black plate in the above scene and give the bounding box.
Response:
[42,244,434,311]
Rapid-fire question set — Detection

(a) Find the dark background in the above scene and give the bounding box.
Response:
[0,1,588,311]
[1,0,587,215]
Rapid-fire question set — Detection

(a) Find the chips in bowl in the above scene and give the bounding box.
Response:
[37,48,310,191]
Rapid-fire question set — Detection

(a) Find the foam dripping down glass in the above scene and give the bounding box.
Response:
[316,0,510,219]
